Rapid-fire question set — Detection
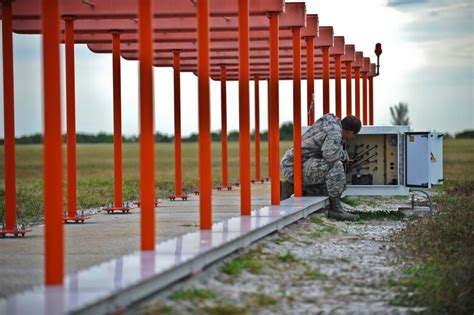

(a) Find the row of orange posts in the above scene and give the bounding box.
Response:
[0,0,381,285]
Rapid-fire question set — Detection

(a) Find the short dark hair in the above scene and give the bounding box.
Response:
[341,115,362,134]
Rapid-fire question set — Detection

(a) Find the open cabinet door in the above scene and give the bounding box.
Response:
[429,133,444,185]
[405,132,431,188]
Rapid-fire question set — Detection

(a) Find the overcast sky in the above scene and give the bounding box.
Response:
[0,0,472,138]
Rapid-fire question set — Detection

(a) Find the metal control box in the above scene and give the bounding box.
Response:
[343,126,444,196]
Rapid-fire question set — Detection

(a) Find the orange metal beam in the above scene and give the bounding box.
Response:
[173,51,182,196]
[112,31,123,208]
[2,0,16,231]
[362,71,368,125]
[322,46,330,114]
[334,55,342,118]
[369,76,374,125]
[254,76,261,182]
[362,57,370,125]
[292,27,302,197]
[267,78,271,179]
[65,17,77,218]
[269,13,280,204]
[354,67,361,119]
[345,62,352,116]
[139,0,155,250]
[42,0,63,285]
[239,0,251,216]
[198,0,212,229]
[220,66,228,188]
[306,36,314,126]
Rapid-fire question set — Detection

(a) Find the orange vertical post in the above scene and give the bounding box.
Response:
[292,27,302,197]
[239,0,251,216]
[42,0,63,284]
[112,32,123,208]
[197,0,212,229]
[306,37,315,126]
[345,62,352,116]
[322,47,330,114]
[65,17,77,218]
[254,77,261,182]
[362,72,368,125]
[173,51,182,196]
[267,78,271,179]
[139,0,155,250]
[335,55,342,118]
[269,13,280,204]
[2,0,16,231]
[369,76,374,125]
[220,66,228,188]
[354,67,361,119]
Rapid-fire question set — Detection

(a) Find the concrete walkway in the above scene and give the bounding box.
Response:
[0,182,329,314]
[0,183,274,297]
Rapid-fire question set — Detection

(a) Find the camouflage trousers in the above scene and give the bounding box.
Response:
[281,158,346,198]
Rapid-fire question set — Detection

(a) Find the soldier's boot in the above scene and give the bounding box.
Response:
[280,180,294,201]
[327,197,359,221]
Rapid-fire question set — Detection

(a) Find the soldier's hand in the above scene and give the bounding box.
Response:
[342,158,352,165]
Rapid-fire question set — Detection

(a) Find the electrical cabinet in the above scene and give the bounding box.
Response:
[343,126,444,196]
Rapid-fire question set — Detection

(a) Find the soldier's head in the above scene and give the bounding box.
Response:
[341,115,362,139]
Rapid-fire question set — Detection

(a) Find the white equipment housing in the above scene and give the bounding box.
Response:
[301,125,444,196]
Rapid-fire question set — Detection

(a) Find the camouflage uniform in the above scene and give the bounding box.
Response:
[280,114,348,198]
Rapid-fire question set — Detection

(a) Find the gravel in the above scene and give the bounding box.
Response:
[133,197,425,315]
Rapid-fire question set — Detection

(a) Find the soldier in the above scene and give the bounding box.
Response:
[280,114,361,221]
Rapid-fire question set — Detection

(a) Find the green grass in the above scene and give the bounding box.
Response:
[309,215,325,225]
[222,252,265,276]
[341,196,362,207]
[143,304,175,315]
[272,235,290,244]
[392,139,474,313]
[277,251,301,264]
[202,305,248,315]
[169,288,217,301]
[303,269,327,280]
[0,141,293,224]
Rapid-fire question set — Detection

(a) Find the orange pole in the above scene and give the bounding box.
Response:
[65,17,77,218]
[362,72,368,125]
[239,0,251,216]
[369,76,374,125]
[197,0,212,229]
[269,13,280,204]
[139,0,155,250]
[322,47,330,114]
[335,55,342,118]
[292,27,302,197]
[220,66,228,187]
[112,32,123,208]
[254,77,261,181]
[42,0,63,285]
[2,0,16,231]
[355,67,361,119]
[267,78,271,179]
[173,51,182,196]
[345,62,352,116]
[306,37,314,126]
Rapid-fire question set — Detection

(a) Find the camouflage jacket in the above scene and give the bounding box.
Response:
[281,114,349,167]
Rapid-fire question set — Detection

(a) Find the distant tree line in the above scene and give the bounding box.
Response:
[0,122,296,144]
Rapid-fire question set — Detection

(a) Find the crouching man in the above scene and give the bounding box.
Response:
[280,114,361,221]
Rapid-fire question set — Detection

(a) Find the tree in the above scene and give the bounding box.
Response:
[390,102,410,126]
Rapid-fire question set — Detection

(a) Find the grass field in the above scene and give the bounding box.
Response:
[393,139,474,313]
[0,141,293,223]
